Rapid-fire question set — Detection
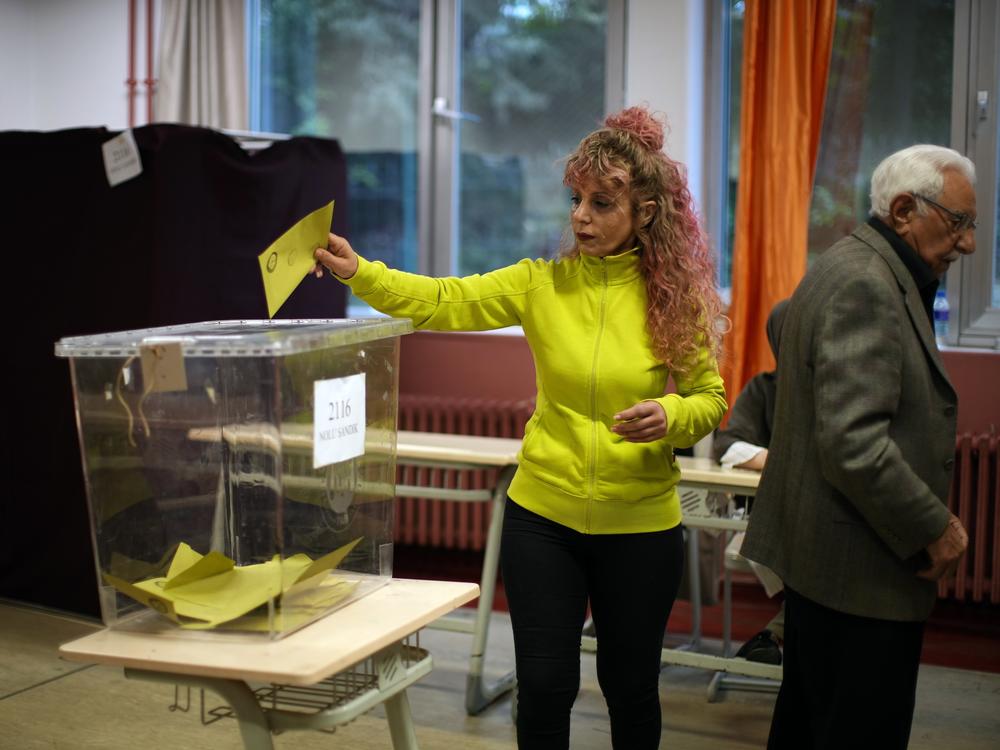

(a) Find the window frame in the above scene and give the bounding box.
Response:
[703,0,733,299]
[951,0,1000,348]
[426,0,628,278]
[246,0,628,286]
[248,0,626,283]
[707,0,1000,349]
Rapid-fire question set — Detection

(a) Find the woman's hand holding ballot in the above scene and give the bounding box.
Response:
[314,232,359,280]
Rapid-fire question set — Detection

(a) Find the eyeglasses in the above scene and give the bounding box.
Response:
[913,193,977,233]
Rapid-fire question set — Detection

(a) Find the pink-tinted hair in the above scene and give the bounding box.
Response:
[562,106,724,374]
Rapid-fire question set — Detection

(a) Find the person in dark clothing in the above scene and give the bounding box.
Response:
[712,299,789,663]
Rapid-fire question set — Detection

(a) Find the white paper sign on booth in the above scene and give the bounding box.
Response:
[102,129,143,186]
[313,373,366,469]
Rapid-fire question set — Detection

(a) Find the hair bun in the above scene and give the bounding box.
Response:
[605,106,665,152]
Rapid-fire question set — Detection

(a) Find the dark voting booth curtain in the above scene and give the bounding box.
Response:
[1,124,348,617]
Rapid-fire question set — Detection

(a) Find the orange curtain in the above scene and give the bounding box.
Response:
[721,0,837,411]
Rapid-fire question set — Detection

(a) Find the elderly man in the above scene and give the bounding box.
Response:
[741,144,974,750]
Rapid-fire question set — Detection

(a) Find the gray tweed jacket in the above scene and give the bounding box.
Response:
[740,223,956,622]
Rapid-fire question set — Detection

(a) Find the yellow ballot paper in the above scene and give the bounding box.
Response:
[103,537,362,630]
[258,200,335,318]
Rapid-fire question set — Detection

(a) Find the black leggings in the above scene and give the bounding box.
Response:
[500,497,685,750]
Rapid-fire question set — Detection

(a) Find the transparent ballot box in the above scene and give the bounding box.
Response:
[56,319,412,639]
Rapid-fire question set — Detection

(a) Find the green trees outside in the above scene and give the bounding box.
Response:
[255,0,608,276]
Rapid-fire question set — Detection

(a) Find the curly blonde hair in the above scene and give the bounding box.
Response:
[562,106,723,375]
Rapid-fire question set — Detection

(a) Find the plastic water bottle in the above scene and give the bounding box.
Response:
[933,289,950,346]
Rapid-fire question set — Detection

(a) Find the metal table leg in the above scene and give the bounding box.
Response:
[128,640,437,748]
[126,668,275,750]
[384,690,420,750]
[706,530,781,702]
[465,465,517,715]
[687,525,703,649]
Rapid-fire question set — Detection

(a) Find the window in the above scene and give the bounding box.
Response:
[248,0,625,304]
[712,0,999,348]
[248,0,422,276]
[953,0,1000,347]
[453,1,617,275]
[808,0,954,258]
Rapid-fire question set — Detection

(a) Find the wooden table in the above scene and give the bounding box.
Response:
[653,457,782,698]
[394,434,780,703]
[185,424,519,716]
[185,425,777,708]
[59,578,479,750]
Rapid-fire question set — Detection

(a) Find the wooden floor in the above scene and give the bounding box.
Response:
[2,599,999,749]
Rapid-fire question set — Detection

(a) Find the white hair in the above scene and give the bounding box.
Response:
[869,144,976,218]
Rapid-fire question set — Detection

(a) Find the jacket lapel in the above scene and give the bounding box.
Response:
[851,224,954,392]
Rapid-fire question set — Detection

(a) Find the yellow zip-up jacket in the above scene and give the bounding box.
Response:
[342,247,727,535]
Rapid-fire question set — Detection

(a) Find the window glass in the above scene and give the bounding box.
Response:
[725,0,955,268]
[251,0,615,291]
[456,0,609,275]
[808,0,954,257]
[253,0,421,273]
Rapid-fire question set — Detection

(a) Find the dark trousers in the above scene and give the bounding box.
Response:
[500,497,685,750]
[768,586,925,750]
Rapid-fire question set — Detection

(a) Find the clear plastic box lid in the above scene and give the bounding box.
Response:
[55,318,413,358]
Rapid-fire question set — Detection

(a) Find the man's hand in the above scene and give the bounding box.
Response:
[313,232,359,280]
[736,449,768,472]
[918,514,968,581]
[611,401,667,443]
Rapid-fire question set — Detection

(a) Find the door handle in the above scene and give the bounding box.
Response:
[432,96,481,123]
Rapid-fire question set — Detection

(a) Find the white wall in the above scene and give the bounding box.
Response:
[626,0,707,213]
[0,0,37,128]
[0,0,156,131]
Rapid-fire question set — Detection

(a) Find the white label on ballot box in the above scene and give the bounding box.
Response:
[313,373,366,468]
